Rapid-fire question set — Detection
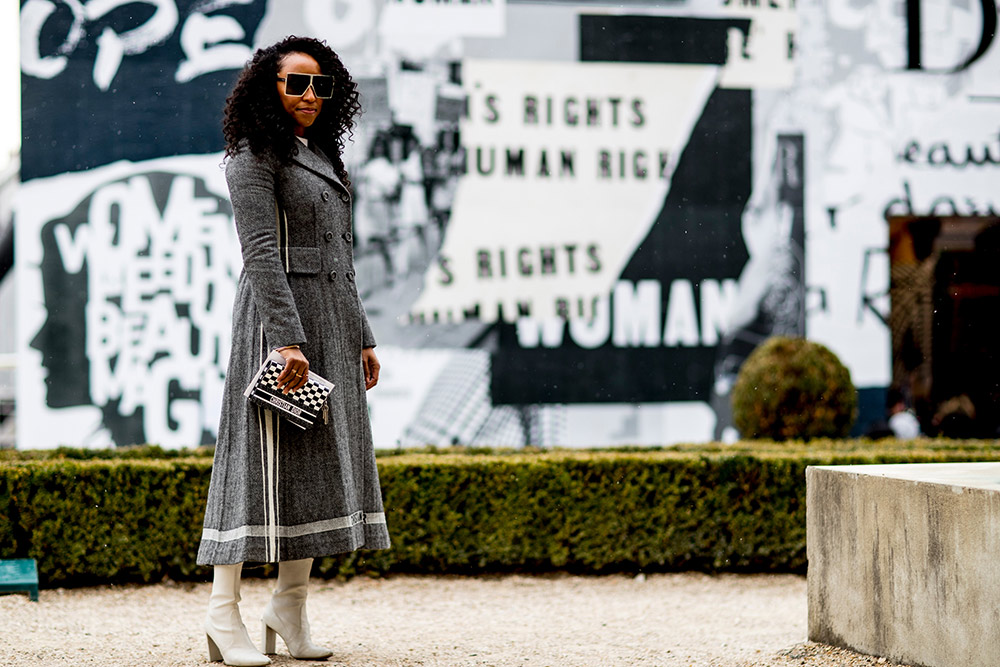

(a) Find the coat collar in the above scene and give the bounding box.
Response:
[291,141,348,195]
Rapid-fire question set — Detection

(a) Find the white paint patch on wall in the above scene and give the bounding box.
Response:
[380,0,506,38]
[557,402,716,448]
[365,345,454,448]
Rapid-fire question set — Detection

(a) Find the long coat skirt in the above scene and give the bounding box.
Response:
[197,140,391,565]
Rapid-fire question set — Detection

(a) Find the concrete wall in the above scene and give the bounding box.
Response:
[807,464,1000,667]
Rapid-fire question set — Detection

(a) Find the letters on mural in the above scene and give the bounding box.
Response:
[20,0,253,89]
[18,0,265,179]
[412,58,719,324]
[19,161,239,447]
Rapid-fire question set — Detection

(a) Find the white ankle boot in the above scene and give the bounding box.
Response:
[205,563,271,666]
[262,558,333,659]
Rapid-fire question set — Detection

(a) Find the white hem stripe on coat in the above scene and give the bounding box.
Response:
[201,512,387,543]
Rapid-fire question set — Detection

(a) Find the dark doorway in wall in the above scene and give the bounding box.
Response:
[888,215,1000,438]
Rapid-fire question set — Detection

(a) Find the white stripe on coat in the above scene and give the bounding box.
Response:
[264,409,277,561]
[283,208,290,272]
[256,322,274,561]
[274,410,281,561]
[201,511,386,543]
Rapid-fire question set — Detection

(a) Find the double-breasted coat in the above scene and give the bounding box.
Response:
[197,138,391,565]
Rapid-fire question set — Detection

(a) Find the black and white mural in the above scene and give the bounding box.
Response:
[16,0,1000,448]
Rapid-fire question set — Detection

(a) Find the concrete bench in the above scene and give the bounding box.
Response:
[0,559,39,601]
[807,463,1000,667]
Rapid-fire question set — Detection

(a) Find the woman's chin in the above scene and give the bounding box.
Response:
[297,113,319,128]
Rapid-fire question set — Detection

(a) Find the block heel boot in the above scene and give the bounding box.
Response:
[261,558,333,660]
[205,563,271,666]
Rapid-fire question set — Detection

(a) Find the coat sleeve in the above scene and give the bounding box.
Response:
[226,148,307,350]
[359,295,376,348]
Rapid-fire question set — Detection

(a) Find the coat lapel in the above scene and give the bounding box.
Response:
[291,143,348,195]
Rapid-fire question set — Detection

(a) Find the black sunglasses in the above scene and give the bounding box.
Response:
[277,72,335,99]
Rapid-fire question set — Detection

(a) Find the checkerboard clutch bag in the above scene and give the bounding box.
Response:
[243,350,334,429]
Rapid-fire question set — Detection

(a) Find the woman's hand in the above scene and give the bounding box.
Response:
[276,347,309,394]
[362,347,380,391]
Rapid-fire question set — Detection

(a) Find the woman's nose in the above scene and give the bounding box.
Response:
[302,86,317,102]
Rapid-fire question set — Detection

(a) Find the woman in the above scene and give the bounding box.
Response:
[196,36,390,666]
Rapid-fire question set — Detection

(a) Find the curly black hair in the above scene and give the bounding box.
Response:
[223,36,361,188]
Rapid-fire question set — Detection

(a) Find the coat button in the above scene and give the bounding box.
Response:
[347,272,355,282]
[321,191,330,202]
[339,192,350,203]
[328,270,337,281]
[343,231,353,242]
[325,231,334,242]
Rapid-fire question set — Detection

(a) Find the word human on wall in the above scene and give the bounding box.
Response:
[466,91,666,182]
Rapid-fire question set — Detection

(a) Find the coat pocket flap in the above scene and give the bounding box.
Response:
[286,247,321,274]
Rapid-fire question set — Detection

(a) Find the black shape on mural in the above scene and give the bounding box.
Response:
[579,14,751,66]
[33,197,91,410]
[905,0,998,72]
[491,14,753,405]
[19,0,266,180]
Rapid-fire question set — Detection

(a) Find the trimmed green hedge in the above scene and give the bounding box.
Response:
[0,445,213,462]
[2,440,999,587]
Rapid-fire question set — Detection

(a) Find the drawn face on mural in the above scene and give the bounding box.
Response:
[31,208,90,411]
[277,53,324,135]
[30,171,239,446]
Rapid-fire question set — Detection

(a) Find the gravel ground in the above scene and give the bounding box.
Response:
[0,573,911,667]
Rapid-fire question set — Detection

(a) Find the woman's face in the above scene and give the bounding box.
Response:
[277,52,324,136]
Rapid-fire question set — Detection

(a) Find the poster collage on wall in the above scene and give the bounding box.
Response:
[15,0,1000,448]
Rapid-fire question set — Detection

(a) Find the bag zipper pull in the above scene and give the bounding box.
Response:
[323,402,329,425]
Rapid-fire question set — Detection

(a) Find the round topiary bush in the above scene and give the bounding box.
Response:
[731,336,857,441]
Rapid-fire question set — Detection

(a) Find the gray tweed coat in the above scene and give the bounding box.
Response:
[197,139,390,565]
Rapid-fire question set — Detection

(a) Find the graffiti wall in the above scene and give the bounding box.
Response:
[15,0,1000,448]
